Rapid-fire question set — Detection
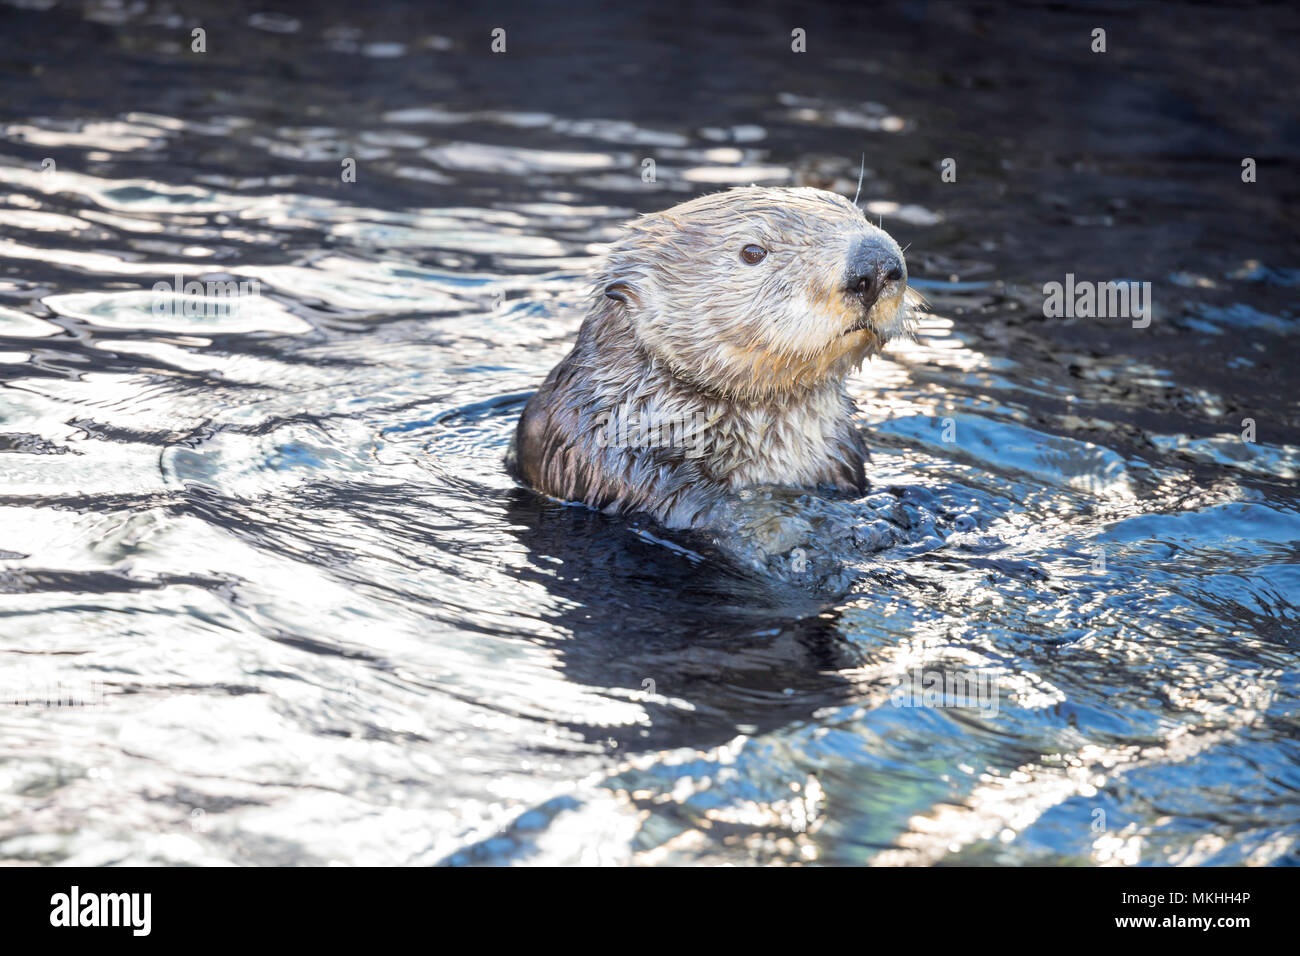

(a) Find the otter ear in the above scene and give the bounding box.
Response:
[603,280,638,307]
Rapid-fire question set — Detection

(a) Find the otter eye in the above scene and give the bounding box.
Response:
[740,244,767,265]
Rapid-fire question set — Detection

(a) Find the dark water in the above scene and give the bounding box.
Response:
[1,0,1298,865]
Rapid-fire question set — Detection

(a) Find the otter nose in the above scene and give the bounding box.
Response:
[846,237,905,308]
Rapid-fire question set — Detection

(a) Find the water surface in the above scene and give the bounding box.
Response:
[1,0,1298,865]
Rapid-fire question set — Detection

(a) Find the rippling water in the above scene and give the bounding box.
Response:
[2,1,1298,866]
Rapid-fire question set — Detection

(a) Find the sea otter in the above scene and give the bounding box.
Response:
[510,186,917,532]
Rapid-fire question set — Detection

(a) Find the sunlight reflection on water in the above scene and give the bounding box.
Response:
[0,0,1297,866]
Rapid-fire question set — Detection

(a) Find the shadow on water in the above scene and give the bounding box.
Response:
[500,489,867,754]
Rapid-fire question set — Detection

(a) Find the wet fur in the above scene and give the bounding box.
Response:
[511,186,918,530]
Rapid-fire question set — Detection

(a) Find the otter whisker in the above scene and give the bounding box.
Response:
[852,153,865,206]
[730,208,767,241]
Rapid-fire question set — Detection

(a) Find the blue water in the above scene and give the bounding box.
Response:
[0,0,1296,866]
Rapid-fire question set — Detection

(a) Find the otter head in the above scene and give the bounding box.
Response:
[599,185,915,402]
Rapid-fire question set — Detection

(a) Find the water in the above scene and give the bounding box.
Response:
[1,0,1298,866]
